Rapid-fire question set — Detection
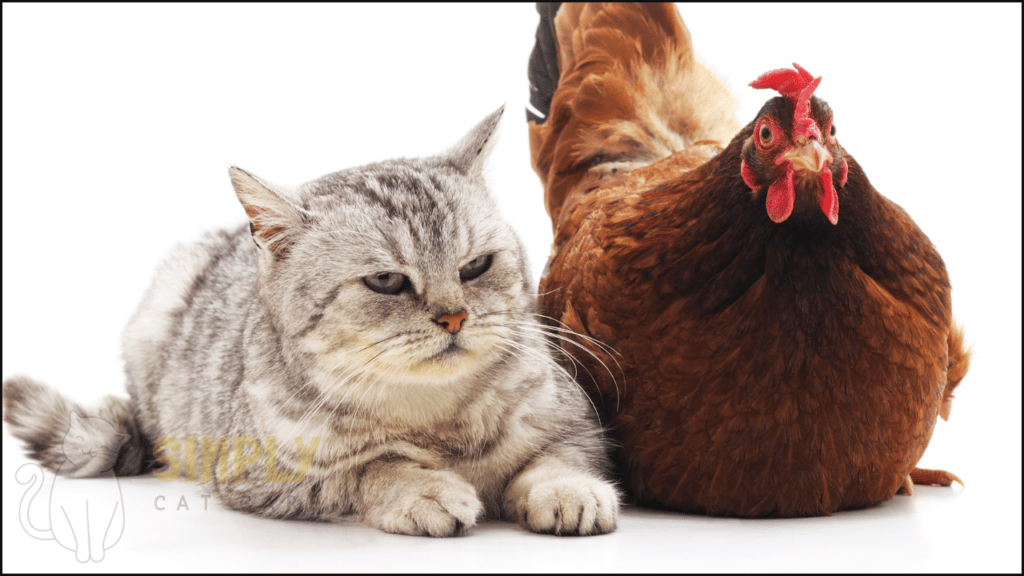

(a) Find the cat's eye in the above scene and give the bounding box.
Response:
[460,254,493,281]
[363,272,408,295]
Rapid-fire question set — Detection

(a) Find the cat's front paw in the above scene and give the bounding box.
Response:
[365,469,482,537]
[516,476,618,536]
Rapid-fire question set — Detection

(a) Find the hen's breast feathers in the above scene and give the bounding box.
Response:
[543,143,956,403]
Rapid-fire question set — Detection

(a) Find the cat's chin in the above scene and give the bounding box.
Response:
[312,348,491,392]
[397,348,494,384]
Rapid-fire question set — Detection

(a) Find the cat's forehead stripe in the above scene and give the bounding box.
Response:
[373,169,464,261]
[301,162,490,274]
[343,175,404,219]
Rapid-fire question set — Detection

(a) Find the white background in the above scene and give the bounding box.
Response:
[3,3,1020,572]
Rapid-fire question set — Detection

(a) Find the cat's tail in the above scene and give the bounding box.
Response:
[2,375,154,477]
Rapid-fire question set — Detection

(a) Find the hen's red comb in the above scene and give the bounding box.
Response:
[750,63,822,141]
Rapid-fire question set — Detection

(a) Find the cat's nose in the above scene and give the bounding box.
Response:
[434,310,468,334]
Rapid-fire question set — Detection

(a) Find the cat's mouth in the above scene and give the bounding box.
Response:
[426,338,465,362]
[320,327,506,385]
[409,333,497,378]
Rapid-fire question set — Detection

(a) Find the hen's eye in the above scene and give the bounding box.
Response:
[460,254,493,281]
[363,272,408,295]
[830,124,836,137]
[759,124,772,144]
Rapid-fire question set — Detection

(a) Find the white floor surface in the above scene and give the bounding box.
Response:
[1,433,1018,573]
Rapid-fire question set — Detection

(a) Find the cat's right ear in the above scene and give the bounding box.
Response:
[443,105,504,178]
[229,166,302,255]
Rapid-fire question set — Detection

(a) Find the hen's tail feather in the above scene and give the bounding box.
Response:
[527,2,740,225]
[527,2,563,124]
[3,375,155,477]
[910,467,964,487]
[939,319,972,421]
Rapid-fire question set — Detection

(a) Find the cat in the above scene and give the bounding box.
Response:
[3,106,620,537]
[12,410,127,562]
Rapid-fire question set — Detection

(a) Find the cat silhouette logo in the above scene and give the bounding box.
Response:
[16,411,127,563]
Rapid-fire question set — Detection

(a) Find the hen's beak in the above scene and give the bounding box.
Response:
[782,140,830,173]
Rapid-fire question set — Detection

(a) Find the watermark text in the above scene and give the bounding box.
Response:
[153,436,321,483]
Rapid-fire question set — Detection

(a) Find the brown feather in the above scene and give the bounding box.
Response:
[940,320,972,420]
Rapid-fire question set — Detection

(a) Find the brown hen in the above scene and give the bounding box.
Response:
[527,2,971,517]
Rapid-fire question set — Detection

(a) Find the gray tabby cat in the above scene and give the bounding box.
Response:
[3,107,620,536]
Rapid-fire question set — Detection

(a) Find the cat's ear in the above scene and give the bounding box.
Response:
[229,166,302,254]
[443,105,504,178]
[69,411,83,426]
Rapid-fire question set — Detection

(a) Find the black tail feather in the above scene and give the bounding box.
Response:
[527,2,563,124]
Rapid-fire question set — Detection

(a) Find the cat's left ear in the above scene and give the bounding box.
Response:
[443,105,504,178]
[229,167,303,255]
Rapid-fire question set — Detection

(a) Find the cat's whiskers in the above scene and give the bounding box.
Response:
[523,330,620,414]
[489,333,604,425]
[362,335,425,368]
[513,324,623,398]
[476,320,574,369]
[474,316,584,375]
[474,313,624,412]
[479,307,623,362]
[471,318,601,418]
[532,286,563,299]
[504,333,602,415]
[501,326,584,381]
